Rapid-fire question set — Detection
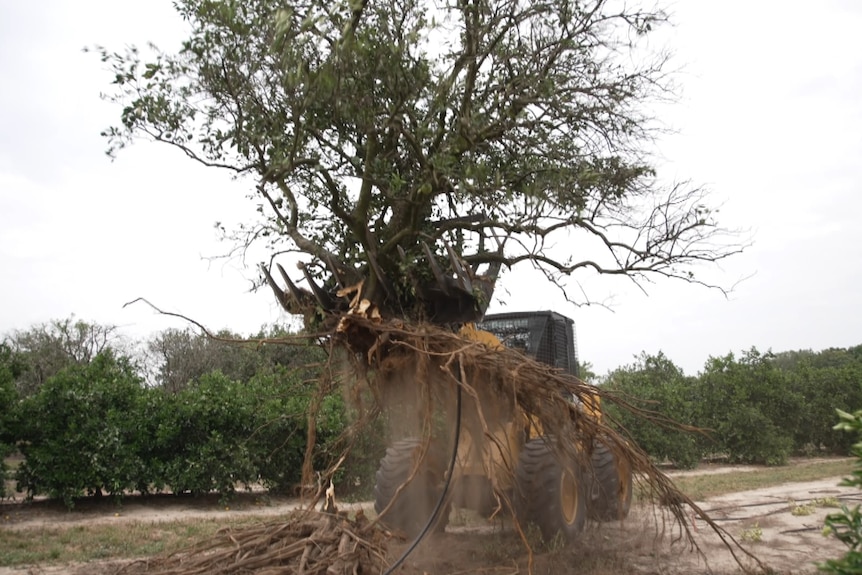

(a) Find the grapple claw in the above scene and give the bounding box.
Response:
[261,264,291,311]
[299,262,336,310]
[446,243,473,294]
[422,241,450,296]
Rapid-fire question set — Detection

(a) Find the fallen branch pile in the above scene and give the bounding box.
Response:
[119,509,388,575]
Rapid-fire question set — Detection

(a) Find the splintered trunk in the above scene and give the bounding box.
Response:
[261,240,500,328]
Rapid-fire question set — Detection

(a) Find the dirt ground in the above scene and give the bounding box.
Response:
[1,467,859,575]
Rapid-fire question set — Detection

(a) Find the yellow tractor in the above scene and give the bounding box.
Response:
[372,311,633,542]
[260,253,632,543]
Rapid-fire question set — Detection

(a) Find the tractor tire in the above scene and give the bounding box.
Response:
[373,438,449,537]
[587,439,633,522]
[513,438,586,544]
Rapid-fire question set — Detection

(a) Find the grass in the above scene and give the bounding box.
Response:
[740,522,763,543]
[667,459,854,501]
[789,500,816,516]
[814,496,842,508]
[0,516,264,567]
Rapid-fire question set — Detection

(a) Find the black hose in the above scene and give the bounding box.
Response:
[382,379,463,575]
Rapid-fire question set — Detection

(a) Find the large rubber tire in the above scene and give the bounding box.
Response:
[513,438,586,544]
[373,438,448,537]
[587,440,633,522]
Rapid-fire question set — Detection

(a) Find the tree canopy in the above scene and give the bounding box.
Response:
[5,316,124,397]
[96,0,743,324]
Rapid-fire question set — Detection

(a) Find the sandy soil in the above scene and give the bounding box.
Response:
[1,466,859,575]
[643,477,858,574]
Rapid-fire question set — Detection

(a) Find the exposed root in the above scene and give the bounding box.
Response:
[116,509,388,575]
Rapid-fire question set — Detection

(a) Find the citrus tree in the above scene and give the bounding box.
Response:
[95,0,743,324]
[605,352,702,468]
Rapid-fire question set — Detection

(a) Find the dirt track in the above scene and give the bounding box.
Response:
[643,477,858,574]
[1,468,859,574]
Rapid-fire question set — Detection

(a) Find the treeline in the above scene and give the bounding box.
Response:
[605,347,862,468]
[0,317,384,507]
[1,316,861,506]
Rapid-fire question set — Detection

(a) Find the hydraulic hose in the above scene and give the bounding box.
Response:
[382,378,463,575]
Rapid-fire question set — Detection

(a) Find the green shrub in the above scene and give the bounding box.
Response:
[3,332,396,505]
[697,350,799,466]
[14,352,147,507]
[790,364,862,455]
[148,371,259,499]
[0,343,21,498]
[247,370,378,496]
[819,409,862,573]
[244,371,314,494]
[143,367,349,500]
[604,352,704,469]
[720,406,792,466]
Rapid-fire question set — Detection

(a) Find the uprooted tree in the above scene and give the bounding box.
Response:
[96,0,757,572]
[97,0,742,324]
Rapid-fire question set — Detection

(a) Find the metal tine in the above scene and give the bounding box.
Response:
[299,262,336,310]
[277,263,307,305]
[446,243,473,294]
[421,241,450,295]
[261,264,291,311]
[323,253,347,290]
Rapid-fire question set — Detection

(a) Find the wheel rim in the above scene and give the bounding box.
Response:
[560,468,579,525]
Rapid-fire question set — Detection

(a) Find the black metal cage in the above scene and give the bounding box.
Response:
[477,311,579,378]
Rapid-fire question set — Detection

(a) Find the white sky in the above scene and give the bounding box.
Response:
[1,0,860,376]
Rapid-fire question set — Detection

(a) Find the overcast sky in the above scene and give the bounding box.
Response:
[1,0,860,376]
